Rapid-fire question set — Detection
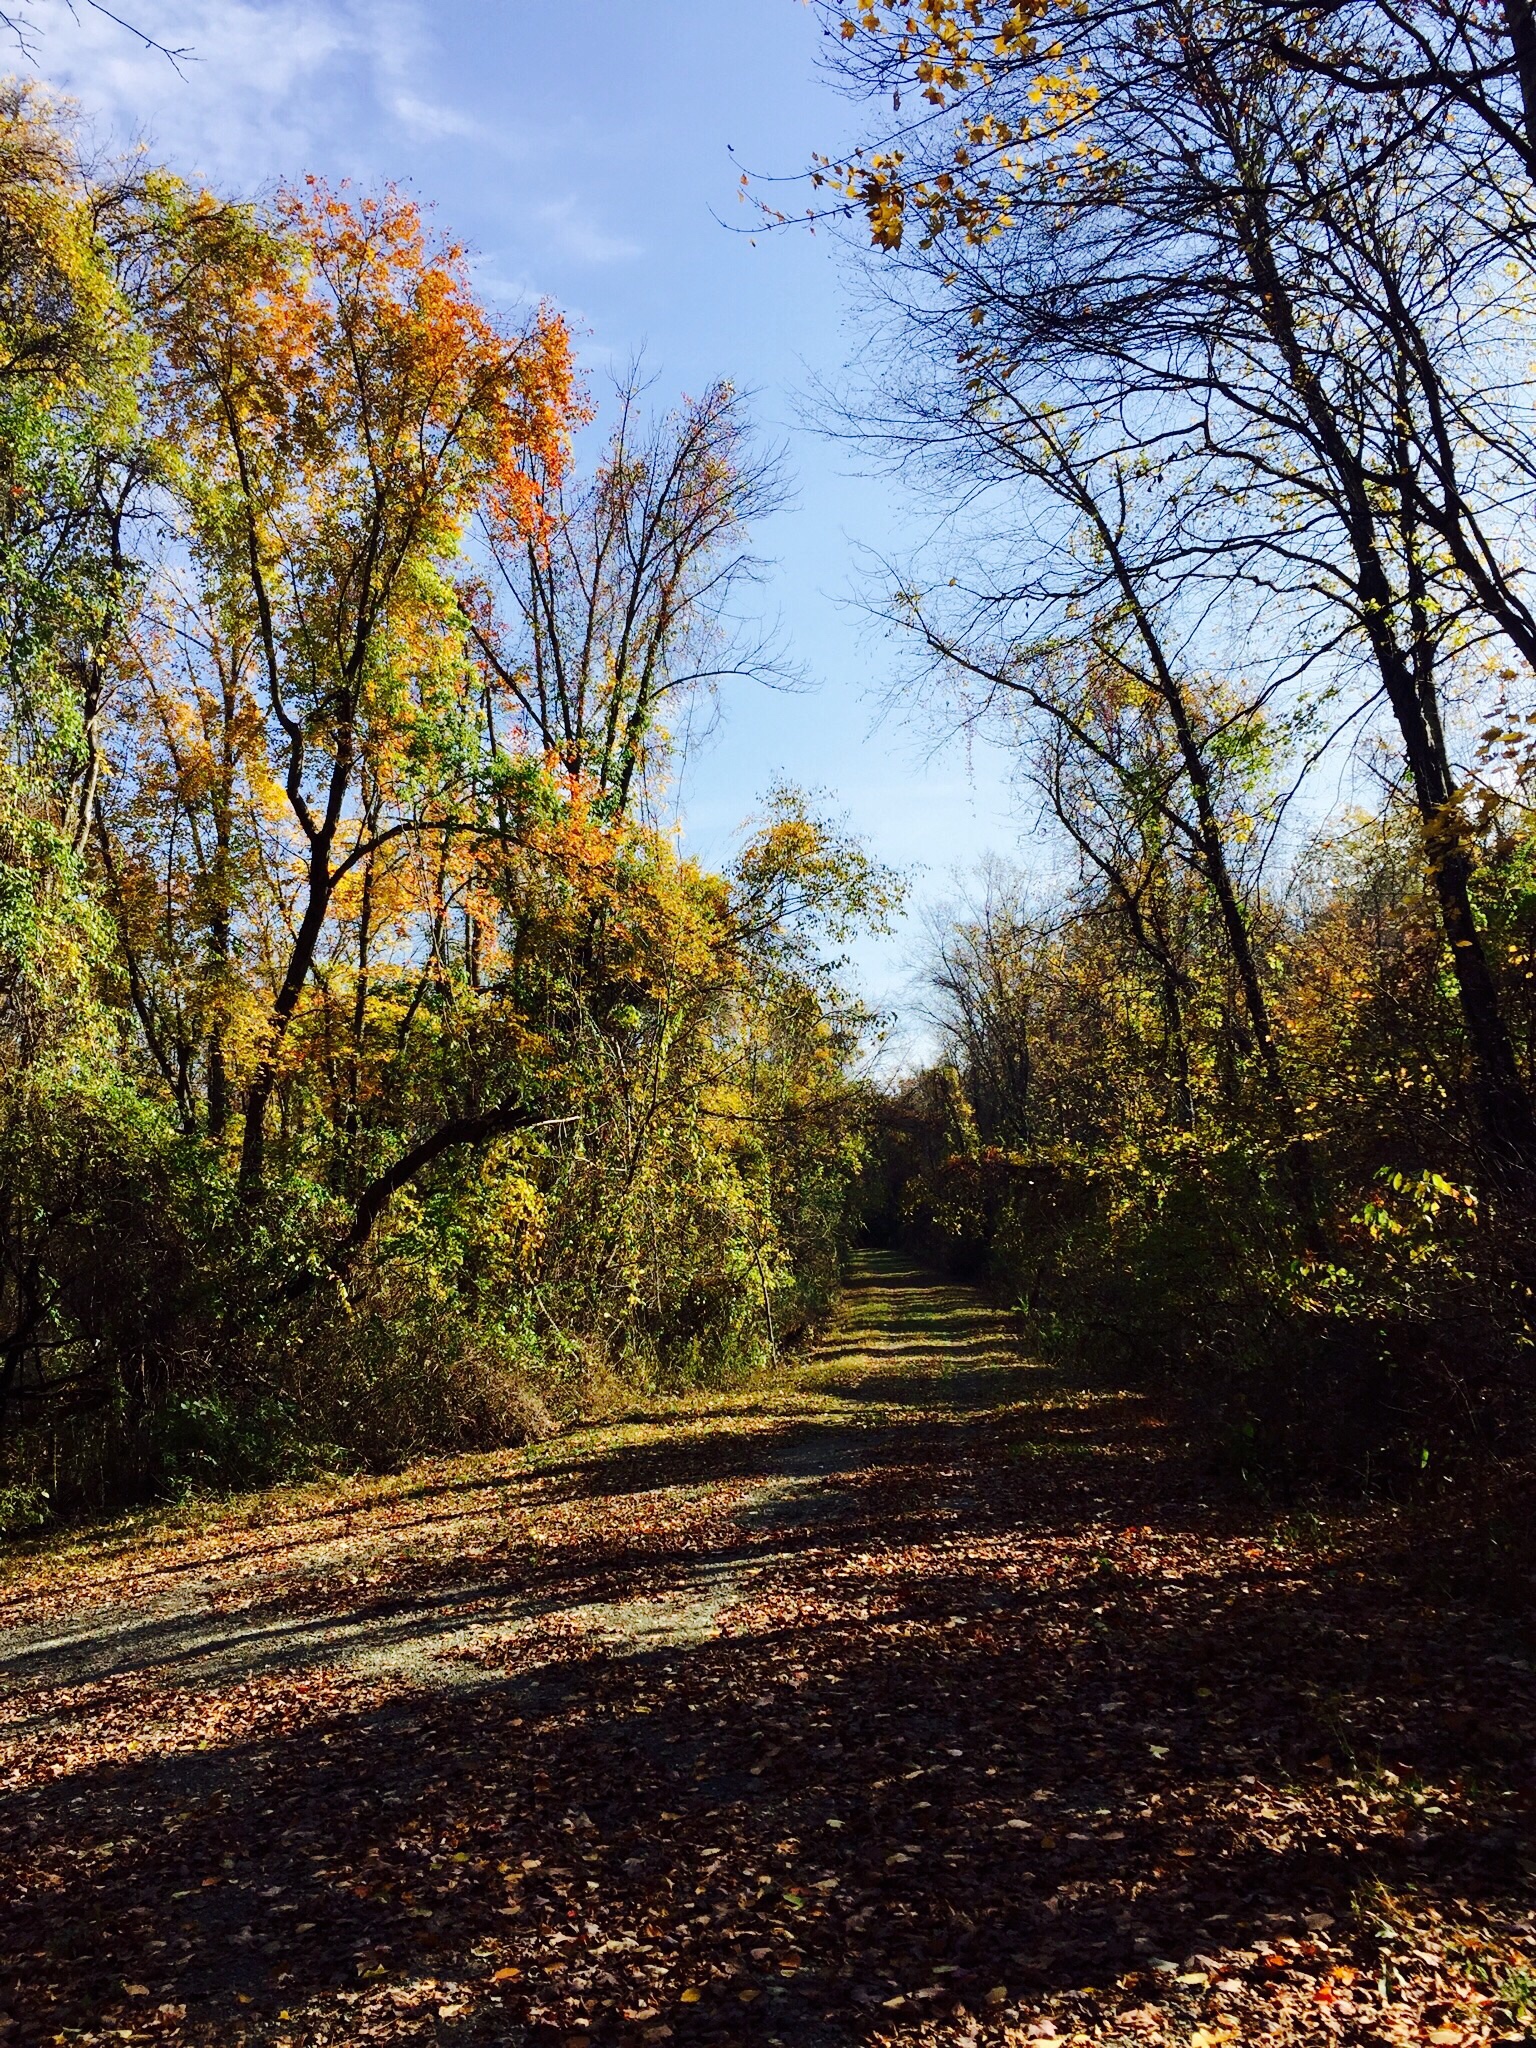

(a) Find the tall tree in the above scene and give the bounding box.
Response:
[0,80,142,1065]
[467,377,787,820]
[809,0,1536,1183]
[141,181,579,1190]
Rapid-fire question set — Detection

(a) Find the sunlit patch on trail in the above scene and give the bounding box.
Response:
[1,1254,1530,2047]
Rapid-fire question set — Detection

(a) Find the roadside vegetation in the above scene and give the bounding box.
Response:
[0,84,893,1527]
[789,0,1536,1531]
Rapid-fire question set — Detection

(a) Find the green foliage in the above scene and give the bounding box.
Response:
[883,807,1536,1497]
[0,98,887,1522]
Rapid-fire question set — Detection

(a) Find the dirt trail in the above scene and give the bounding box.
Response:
[0,1254,1531,2048]
[0,1260,1025,1699]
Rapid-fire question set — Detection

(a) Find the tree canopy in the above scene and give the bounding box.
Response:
[0,88,894,1519]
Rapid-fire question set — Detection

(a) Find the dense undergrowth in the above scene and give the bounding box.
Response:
[859,833,1536,1543]
[869,1086,1536,1592]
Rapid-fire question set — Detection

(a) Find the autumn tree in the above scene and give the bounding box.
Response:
[806,0,1536,1188]
[0,82,141,1058]
[138,180,578,1192]
[0,104,891,1510]
[925,866,1036,1146]
[0,82,150,1438]
[466,376,788,820]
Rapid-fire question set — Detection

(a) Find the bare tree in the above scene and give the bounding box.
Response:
[467,379,791,821]
[926,867,1037,1146]
[818,0,1536,1184]
[875,396,1325,1229]
[1,1,185,62]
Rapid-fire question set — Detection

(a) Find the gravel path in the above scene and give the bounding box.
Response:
[0,1431,883,1698]
[1,1254,1529,2048]
[0,1260,1018,1698]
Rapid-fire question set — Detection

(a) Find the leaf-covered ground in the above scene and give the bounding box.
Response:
[1,1254,1532,2048]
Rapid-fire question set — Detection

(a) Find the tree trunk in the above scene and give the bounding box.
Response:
[1226,165,1536,1185]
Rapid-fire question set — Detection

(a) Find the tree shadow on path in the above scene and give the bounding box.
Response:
[1,1254,1532,2048]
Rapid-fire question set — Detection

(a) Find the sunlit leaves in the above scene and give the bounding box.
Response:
[811,0,1097,247]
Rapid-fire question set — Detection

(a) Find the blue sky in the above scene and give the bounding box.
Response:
[22,0,1025,1042]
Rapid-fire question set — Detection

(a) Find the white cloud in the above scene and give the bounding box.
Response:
[14,0,435,184]
[532,195,641,266]
[11,1,641,287]
[387,90,489,144]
